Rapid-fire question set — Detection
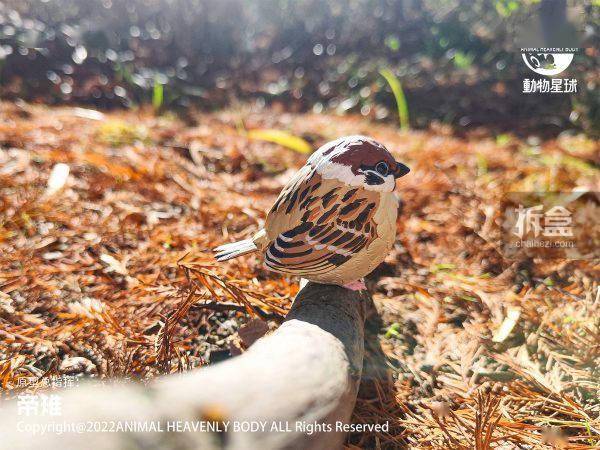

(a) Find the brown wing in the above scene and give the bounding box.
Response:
[263,172,379,276]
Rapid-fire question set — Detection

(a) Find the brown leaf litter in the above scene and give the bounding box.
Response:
[0,102,598,448]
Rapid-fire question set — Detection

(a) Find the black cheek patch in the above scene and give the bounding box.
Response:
[365,172,385,185]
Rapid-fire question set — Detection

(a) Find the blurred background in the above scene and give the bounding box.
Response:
[0,0,598,136]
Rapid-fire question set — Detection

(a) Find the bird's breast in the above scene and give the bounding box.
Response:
[373,191,399,236]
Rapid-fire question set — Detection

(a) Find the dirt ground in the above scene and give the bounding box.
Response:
[0,101,598,448]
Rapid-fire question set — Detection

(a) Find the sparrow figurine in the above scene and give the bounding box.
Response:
[214,136,410,291]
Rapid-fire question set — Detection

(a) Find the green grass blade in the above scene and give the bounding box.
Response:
[380,68,410,131]
[152,80,164,112]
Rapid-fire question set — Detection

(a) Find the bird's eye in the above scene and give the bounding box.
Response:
[375,161,389,176]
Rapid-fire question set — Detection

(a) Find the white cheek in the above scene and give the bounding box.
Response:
[317,162,395,191]
[318,162,365,187]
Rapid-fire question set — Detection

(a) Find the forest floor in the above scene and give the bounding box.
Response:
[0,101,598,449]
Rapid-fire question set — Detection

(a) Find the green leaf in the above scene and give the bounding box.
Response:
[495,0,520,17]
[384,35,400,52]
[453,51,474,70]
[496,134,511,146]
[430,263,456,273]
[476,152,488,176]
[152,80,164,112]
[384,322,401,339]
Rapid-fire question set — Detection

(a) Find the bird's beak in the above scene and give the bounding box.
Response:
[394,162,410,178]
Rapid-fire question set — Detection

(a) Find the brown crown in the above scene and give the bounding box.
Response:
[328,136,398,175]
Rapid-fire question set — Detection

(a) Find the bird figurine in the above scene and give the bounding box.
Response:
[214,135,410,291]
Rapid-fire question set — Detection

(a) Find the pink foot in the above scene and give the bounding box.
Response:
[343,279,366,291]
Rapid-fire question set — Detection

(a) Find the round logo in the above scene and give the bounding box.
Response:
[521,52,574,76]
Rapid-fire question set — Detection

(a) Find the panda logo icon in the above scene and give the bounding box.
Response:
[522,51,574,76]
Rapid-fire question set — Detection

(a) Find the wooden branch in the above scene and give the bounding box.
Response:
[1,282,368,450]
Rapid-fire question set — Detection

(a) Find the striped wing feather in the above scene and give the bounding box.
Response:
[263,169,379,276]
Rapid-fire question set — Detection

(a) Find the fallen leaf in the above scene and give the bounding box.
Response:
[99,253,128,276]
[247,129,312,154]
[44,163,70,197]
[492,306,521,343]
[72,107,105,121]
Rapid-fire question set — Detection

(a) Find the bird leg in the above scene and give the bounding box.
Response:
[342,279,366,291]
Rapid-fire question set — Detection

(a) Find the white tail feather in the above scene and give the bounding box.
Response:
[213,239,257,261]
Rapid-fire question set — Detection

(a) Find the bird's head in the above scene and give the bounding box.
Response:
[308,135,410,192]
